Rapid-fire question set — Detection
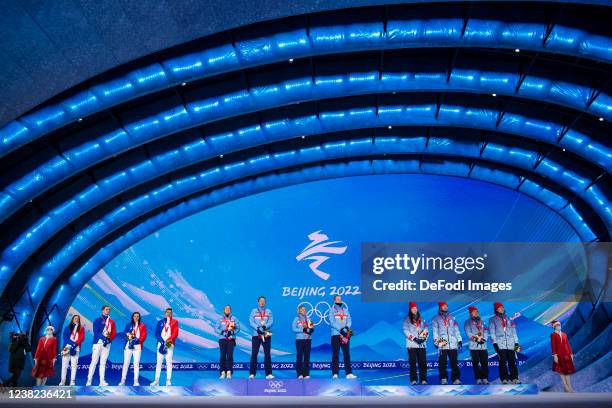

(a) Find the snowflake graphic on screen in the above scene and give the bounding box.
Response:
[296,230,347,280]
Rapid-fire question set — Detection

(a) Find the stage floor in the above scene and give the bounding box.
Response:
[1,392,611,408]
[0,382,611,408]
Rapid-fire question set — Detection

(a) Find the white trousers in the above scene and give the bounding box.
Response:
[60,349,79,385]
[87,343,111,383]
[155,342,174,382]
[121,345,142,384]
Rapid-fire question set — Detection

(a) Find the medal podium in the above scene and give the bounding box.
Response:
[57,380,538,397]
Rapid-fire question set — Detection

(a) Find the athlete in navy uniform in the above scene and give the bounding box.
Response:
[249,296,274,379]
[330,295,357,379]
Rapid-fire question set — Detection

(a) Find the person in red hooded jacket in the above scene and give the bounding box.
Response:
[32,326,58,385]
[550,320,575,392]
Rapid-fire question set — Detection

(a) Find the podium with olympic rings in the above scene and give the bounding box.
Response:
[62,381,537,397]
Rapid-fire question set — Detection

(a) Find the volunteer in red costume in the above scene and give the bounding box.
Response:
[32,325,58,386]
[551,320,576,392]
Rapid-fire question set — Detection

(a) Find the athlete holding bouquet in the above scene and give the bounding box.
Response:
[86,305,116,386]
[152,308,179,386]
[292,305,314,379]
[216,305,240,379]
[432,301,462,385]
[249,296,274,379]
[330,295,356,379]
[464,306,489,384]
[403,302,428,384]
[59,315,84,386]
[119,312,147,386]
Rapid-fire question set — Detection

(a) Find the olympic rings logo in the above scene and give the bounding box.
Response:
[297,301,350,326]
[268,380,284,388]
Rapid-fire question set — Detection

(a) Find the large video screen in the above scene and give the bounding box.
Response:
[64,174,580,381]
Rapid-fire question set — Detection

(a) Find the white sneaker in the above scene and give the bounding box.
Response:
[476,379,482,384]
[150,380,159,386]
[166,380,172,386]
[134,382,140,386]
[441,379,448,385]
[332,374,339,379]
[219,372,226,379]
[118,381,125,386]
[265,375,274,379]
[452,379,461,385]
[85,380,92,386]
[226,371,232,379]
[99,381,108,387]
[298,375,304,379]
[58,382,65,386]
[70,381,76,386]
[304,376,310,379]
[411,380,417,385]
[346,374,357,379]
[249,374,255,379]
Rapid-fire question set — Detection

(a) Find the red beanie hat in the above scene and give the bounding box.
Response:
[468,306,478,314]
[551,320,561,328]
[438,301,448,309]
[494,302,504,312]
[409,301,417,309]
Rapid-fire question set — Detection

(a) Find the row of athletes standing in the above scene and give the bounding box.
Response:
[404,301,521,385]
[32,296,534,386]
[36,294,353,385]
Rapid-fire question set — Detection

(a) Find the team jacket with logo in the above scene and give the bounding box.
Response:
[216,314,241,339]
[464,317,488,350]
[62,325,85,349]
[402,316,428,349]
[122,322,147,348]
[248,307,274,336]
[488,314,519,350]
[292,315,314,340]
[155,317,179,345]
[330,304,352,336]
[431,312,462,350]
[92,315,116,345]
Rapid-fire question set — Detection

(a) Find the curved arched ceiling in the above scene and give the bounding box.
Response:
[0,1,609,339]
[37,159,601,335]
[1,0,610,127]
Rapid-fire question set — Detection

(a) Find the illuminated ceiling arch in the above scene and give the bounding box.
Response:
[0,2,609,354]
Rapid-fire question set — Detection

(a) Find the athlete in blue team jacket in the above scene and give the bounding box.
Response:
[249,296,274,379]
[431,301,463,385]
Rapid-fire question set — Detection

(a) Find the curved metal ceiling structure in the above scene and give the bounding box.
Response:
[0,2,610,382]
